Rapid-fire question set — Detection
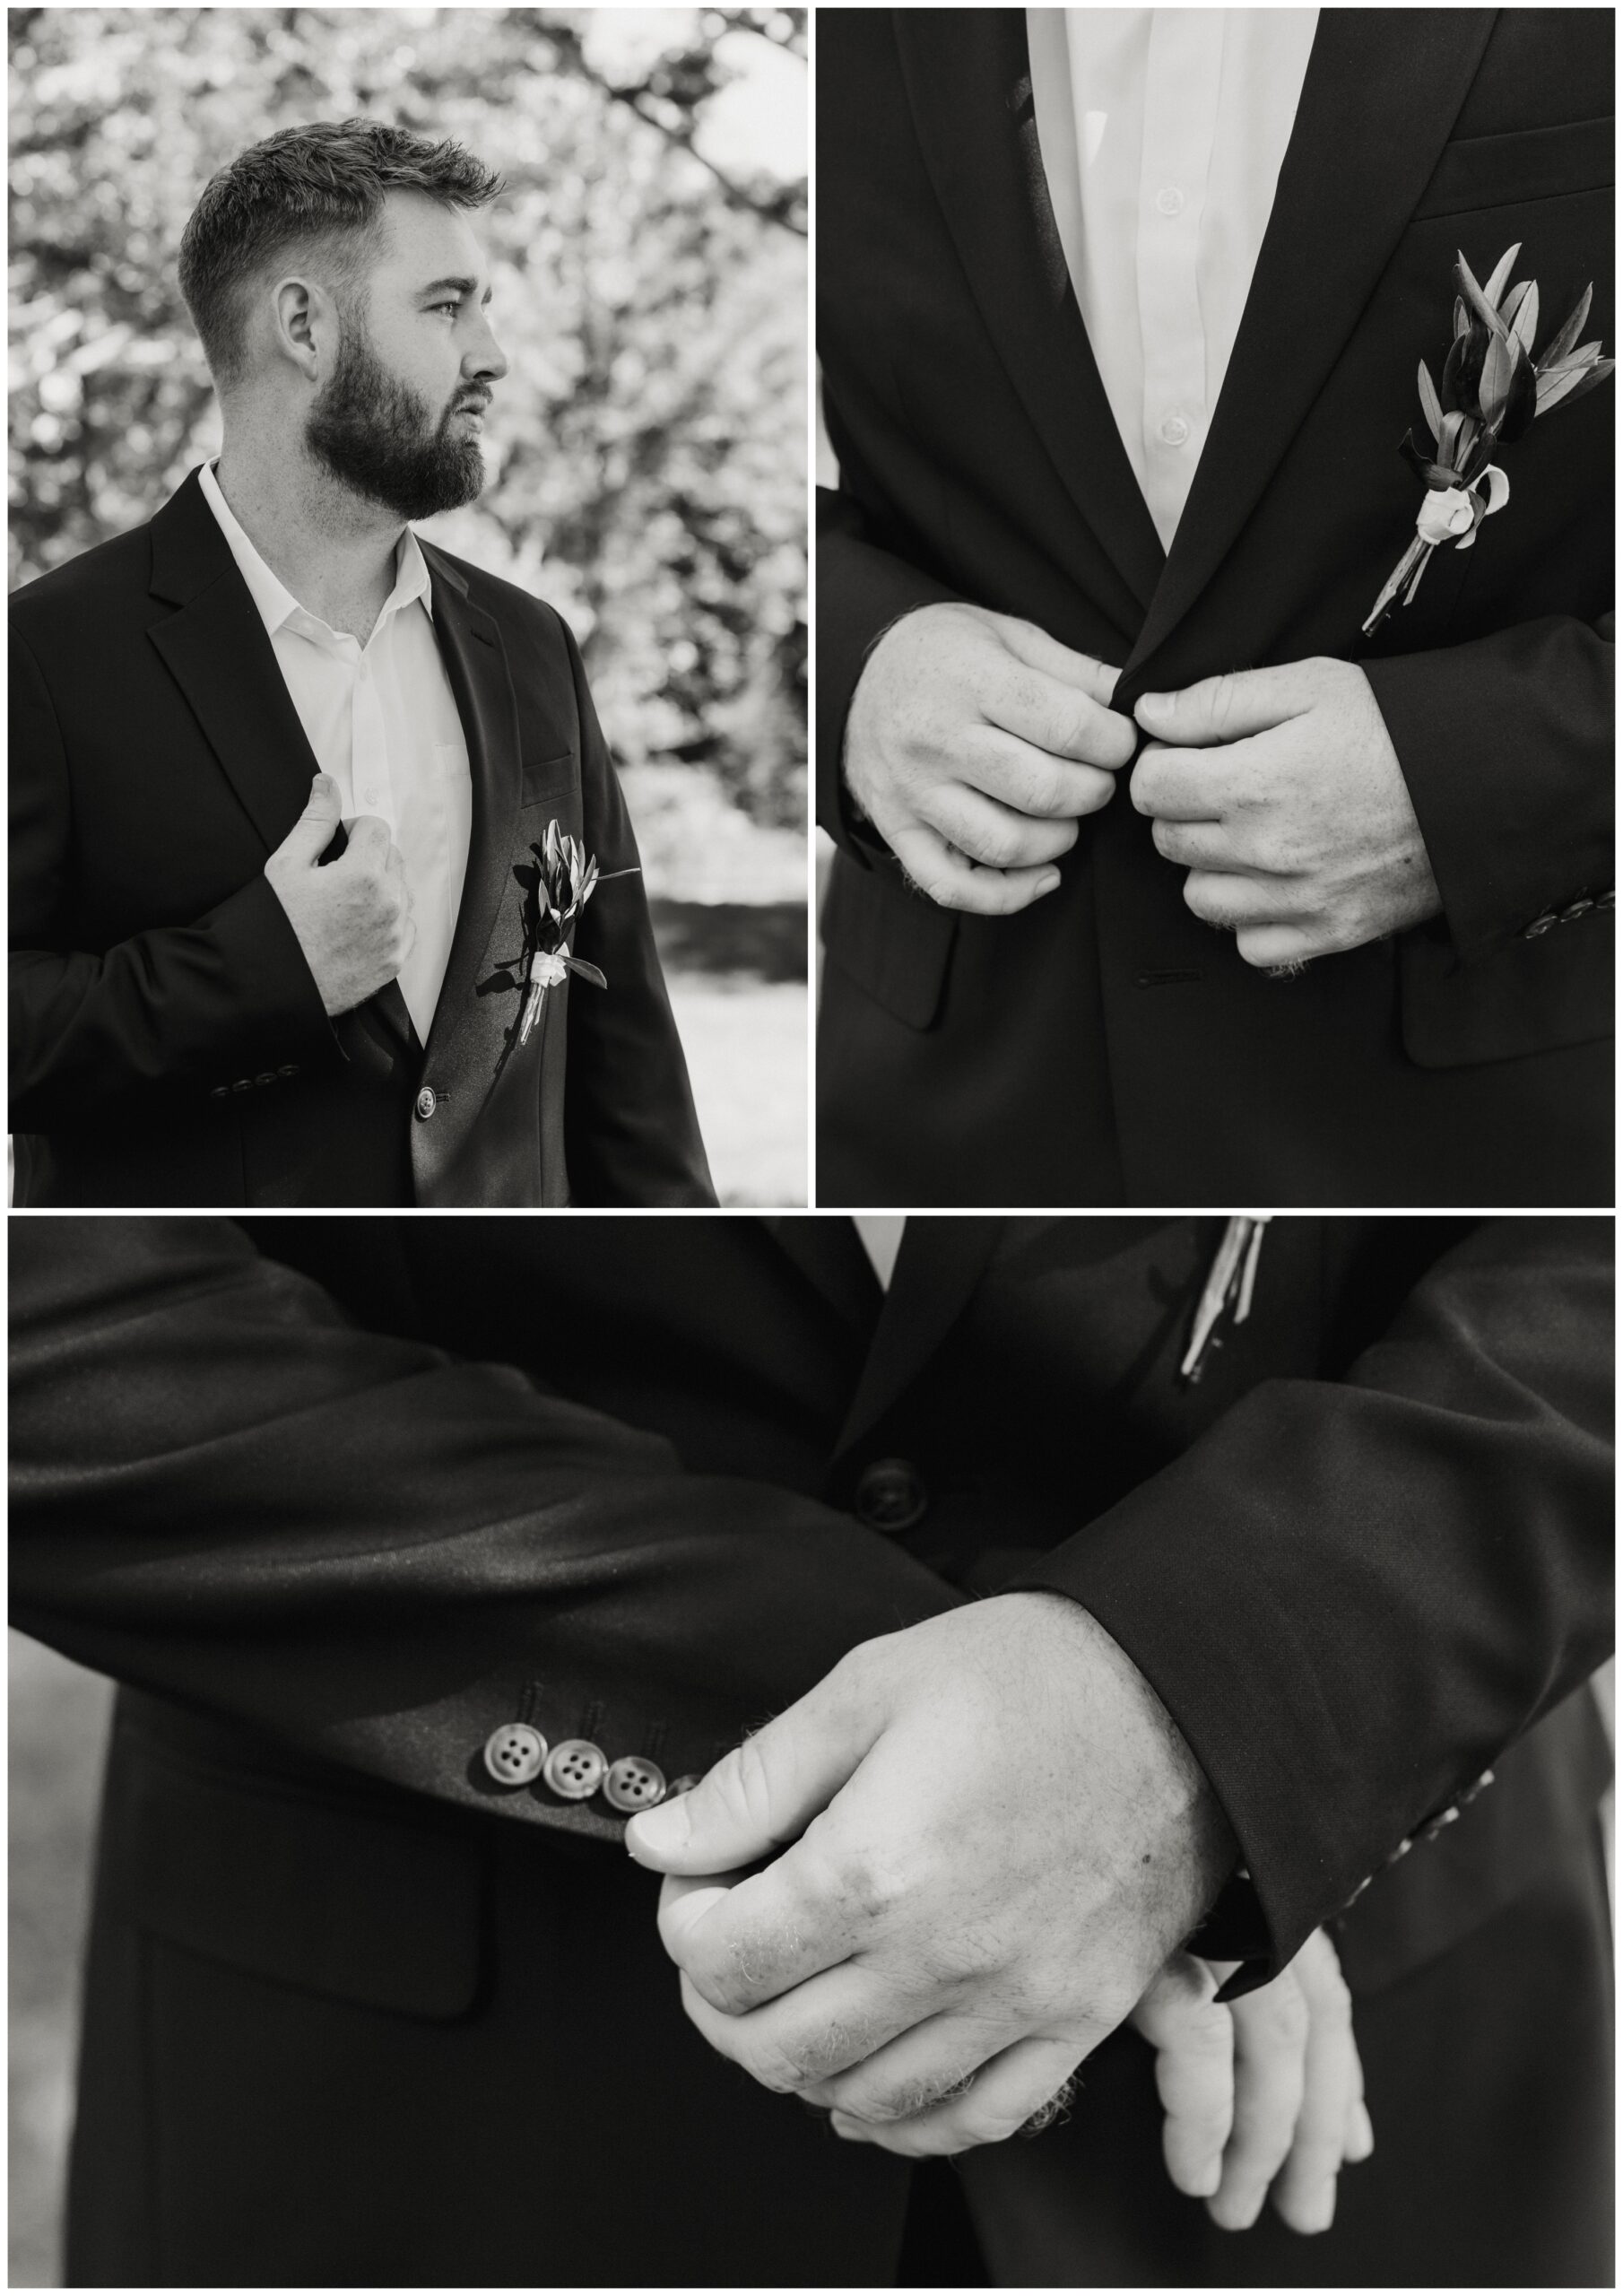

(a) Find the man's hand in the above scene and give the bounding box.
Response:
[626,1594,1237,2153]
[1132,657,1442,968]
[265,771,415,1016]
[844,602,1137,914]
[1133,1935,1373,2236]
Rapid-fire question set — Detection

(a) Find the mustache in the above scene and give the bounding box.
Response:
[452,388,492,415]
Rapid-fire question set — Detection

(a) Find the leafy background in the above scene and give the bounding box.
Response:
[9,4,809,1205]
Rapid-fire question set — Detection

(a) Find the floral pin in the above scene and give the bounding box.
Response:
[515,819,638,1047]
[1362,244,1613,635]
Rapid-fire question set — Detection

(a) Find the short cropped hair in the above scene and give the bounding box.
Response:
[178,118,503,387]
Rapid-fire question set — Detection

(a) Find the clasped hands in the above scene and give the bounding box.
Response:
[844,601,1442,963]
[629,1594,1372,2236]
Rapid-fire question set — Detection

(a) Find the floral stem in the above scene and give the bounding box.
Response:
[1361,535,1430,637]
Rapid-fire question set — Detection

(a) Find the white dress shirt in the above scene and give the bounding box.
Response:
[854,1213,907,1291]
[198,462,473,1042]
[1028,7,1319,551]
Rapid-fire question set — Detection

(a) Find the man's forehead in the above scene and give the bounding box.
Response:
[375,189,490,284]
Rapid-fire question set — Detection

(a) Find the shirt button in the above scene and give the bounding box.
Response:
[1160,413,1191,448]
[853,1457,929,1533]
[415,1085,438,1121]
[482,1723,547,1786]
[1154,185,1185,217]
[603,1756,668,1813]
[543,1738,608,1801]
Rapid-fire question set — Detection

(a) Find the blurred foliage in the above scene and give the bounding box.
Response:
[9,6,807,826]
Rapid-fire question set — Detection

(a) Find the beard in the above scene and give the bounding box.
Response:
[305,317,487,522]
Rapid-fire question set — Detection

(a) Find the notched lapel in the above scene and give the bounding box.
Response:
[420,551,528,1068]
[893,11,1166,622]
[833,1217,1003,1468]
[1122,9,1498,685]
[147,470,324,853]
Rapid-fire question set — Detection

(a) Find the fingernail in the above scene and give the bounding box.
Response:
[1037,869,1062,896]
[1189,2160,1221,2198]
[1302,2183,1336,2233]
[1136,691,1169,725]
[1350,2100,1375,2158]
[829,2112,867,2144]
[624,1796,687,1860]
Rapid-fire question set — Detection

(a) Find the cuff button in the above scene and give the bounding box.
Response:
[603,1756,667,1813]
[483,1723,547,1786]
[543,1738,607,1801]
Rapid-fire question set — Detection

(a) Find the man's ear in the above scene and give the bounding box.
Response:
[269,275,331,383]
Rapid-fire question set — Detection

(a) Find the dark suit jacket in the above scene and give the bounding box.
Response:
[8,1214,1611,2284]
[9,468,715,1207]
[818,9,1614,1207]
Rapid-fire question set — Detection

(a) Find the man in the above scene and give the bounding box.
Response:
[817,10,1613,1205]
[10,119,713,1206]
[9,1213,1610,2284]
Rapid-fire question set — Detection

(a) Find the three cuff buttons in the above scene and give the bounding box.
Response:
[482,1724,669,1813]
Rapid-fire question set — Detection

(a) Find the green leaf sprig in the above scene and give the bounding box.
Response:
[1362,245,1612,635]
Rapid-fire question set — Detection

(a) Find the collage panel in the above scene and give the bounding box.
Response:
[10,5,808,1211]
[6,5,1617,2292]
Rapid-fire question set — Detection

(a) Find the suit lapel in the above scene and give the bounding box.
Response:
[147,468,326,854]
[1121,8,1497,683]
[765,1216,883,1331]
[832,1217,1003,1467]
[894,10,1166,622]
[418,547,525,1068]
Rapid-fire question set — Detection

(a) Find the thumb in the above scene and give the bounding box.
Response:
[1134,665,1306,748]
[270,773,343,867]
[626,1667,881,1876]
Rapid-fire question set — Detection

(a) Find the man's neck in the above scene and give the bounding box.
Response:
[213,439,405,643]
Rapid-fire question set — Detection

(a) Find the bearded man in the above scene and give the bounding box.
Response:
[9,119,714,1207]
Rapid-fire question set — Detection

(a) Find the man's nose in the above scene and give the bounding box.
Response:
[465,316,509,384]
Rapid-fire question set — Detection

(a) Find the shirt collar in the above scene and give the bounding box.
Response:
[196,459,434,641]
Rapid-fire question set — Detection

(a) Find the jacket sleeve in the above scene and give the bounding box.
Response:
[8,625,339,1126]
[558,620,716,1206]
[1017,1215,1613,1976]
[9,1217,957,1843]
[1362,611,1614,961]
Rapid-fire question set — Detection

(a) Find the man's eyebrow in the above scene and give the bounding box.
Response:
[417,275,493,304]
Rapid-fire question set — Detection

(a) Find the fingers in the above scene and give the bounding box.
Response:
[343,812,394,865]
[805,2009,1013,2123]
[268,772,343,867]
[656,1819,887,2012]
[1134,663,1315,748]
[1130,741,1241,822]
[920,783,1080,872]
[996,617,1124,710]
[1271,1931,1363,2237]
[829,2033,1085,2159]
[627,1656,881,1879]
[889,822,1064,916]
[1206,1965,1308,2231]
[1132,1953,1234,2200]
[959,729,1120,822]
[675,1957,942,2097]
[1148,817,1256,874]
[988,656,1139,772]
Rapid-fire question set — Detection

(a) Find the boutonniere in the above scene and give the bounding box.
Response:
[1361,244,1613,636]
[516,820,639,1047]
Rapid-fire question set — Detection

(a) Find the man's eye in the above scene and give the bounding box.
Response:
[429,301,459,318]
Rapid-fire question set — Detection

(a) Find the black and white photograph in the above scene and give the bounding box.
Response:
[6,5,1617,2292]
[9,4,809,1207]
[815,7,1612,1209]
[7,1213,1615,2284]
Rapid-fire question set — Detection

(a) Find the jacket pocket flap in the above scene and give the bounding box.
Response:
[521,749,577,807]
[1411,114,1612,220]
[820,843,957,1031]
[105,1735,485,2021]
[1400,911,1613,1067]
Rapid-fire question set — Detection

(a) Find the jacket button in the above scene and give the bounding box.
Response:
[1523,915,1555,938]
[543,1738,607,1800]
[210,1085,230,1099]
[603,1756,667,1813]
[483,1723,546,1786]
[665,1773,703,1799]
[415,1085,438,1121]
[854,1457,928,1532]
[278,1064,299,1078]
